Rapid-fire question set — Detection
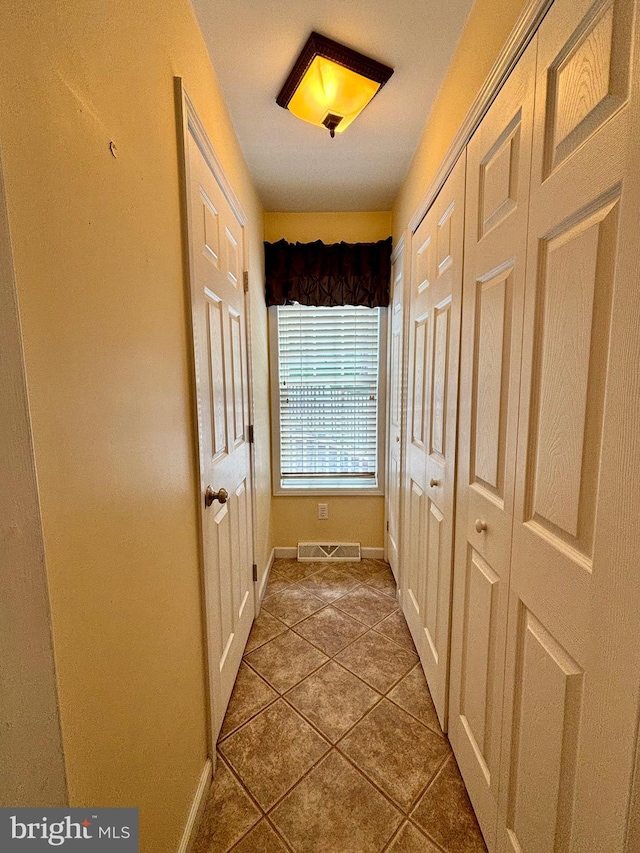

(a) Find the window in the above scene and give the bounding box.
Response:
[270,304,386,494]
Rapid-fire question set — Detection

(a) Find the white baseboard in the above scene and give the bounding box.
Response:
[177,758,212,853]
[362,547,385,560]
[274,546,385,561]
[274,547,296,559]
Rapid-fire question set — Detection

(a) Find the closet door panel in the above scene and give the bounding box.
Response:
[498,0,640,850]
[402,154,465,729]
[448,38,537,851]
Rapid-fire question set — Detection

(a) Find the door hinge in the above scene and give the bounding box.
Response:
[248,424,254,444]
[386,520,389,531]
[252,563,258,582]
[243,270,249,292]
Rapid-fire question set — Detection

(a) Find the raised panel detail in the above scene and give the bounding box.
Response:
[229,309,245,445]
[201,191,219,267]
[412,315,429,448]
[389,453,399,516]
[459,548,499,781]
[233,479,250,621]
[206,294,227,458]
[471,266,513,500]
[407,480,425,608]
[506,606,583,853]
[416,236,431,294]
[391,328,401,428]
[225,227,239,287]
[430,299,451,460]
[425,501,443,661]
[437,202,454,274]
[215,501,233,666]
[479,113,521,237]
[545,0,630,175]
[527,198,618,556]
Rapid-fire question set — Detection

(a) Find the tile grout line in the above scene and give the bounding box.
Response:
[244,622,417,700]
[213,560,473,853]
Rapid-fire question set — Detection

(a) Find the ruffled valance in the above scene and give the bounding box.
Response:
[264,237,392,308]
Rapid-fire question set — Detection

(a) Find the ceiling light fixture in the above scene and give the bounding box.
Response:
[276,32,394,138]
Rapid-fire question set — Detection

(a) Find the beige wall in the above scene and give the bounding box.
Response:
[265,211,392,244]
[0,1,269,850]
[264,211,391,549]
[272,496,385,551]
[393,0,529,238]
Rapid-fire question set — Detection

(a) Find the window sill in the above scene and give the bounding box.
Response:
[274,480,384,497]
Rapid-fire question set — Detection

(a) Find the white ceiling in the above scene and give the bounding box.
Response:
[190,0,475,212]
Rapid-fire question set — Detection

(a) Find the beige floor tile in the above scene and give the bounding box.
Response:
[207,560,483,853]
[297,567,362,602]
[219,663,278,740]
[341,559,391,582]
[193,759,260,853]
[273,560,325,582]
[270,751,402,853]
[388,665,443,736]
[245,630,328,693]
[364,570,398,598]
[412,755,488,852]
[373,610,416,652]
[293,606,367,656]
[387,822,442,852]
[244,610,288,655]
[230,820,289,852]
[262,585,326,626]
[285,661,380,743]
[335,630,418,693]
[339,699,449,811]
[332,585,398,626]
[219,700,329,811]
[264,573,294,599]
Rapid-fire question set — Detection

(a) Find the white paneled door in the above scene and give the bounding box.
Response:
[184,114,254,746]
[498,0,640,850]
[402,154,465,730]
[448,37,537,847]
[448,0,640,849]
[385,243,404,580]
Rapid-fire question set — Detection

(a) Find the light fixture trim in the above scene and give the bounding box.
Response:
[276,32,394,133]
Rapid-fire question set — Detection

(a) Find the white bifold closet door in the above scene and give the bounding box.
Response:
[449,0,640,850]
[497,0,640,850]
[402,154,465,730]
[448,34,537,848]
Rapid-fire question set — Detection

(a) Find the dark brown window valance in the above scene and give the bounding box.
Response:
[264,237,392,308]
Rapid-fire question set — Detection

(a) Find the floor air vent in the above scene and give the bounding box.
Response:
[297,542,361,562]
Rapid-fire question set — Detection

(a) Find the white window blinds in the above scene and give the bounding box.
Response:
[276,304,381,487]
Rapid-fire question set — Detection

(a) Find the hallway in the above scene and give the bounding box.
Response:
[194,559,487,852]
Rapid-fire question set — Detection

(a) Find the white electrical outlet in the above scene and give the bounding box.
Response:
[318,503,329,520]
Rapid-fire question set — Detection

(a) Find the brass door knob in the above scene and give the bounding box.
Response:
[430,478,440,487]
[475,518,488,533]
[205,486,228,508]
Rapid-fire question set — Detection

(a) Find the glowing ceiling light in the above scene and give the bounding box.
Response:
[276,32,394,137]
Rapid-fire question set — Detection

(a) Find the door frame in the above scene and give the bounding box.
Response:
[384,234,405,575]
[174,79,256,754]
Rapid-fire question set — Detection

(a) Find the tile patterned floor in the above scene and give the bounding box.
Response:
[194,559,488,853]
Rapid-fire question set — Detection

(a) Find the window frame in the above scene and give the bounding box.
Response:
[268,304,387,496]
